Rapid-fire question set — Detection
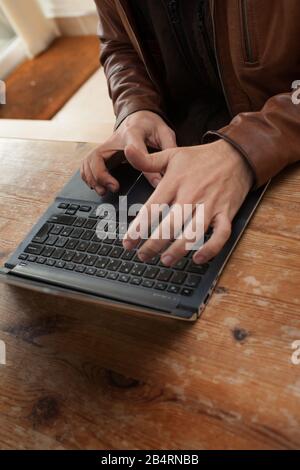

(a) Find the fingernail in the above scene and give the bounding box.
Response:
[123,240,134,251]
[96,186,105,196]
[161,255,174,267]
[194,254,206,265]
[152,178,161,188]
[138,252,149,262]
[107,183,117,192]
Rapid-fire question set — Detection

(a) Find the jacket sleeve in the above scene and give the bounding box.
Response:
[204,90,300,188]
[94,0,166,129]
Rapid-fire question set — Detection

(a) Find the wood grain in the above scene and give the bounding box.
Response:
[0,138,300,450]
[0,37,100,120]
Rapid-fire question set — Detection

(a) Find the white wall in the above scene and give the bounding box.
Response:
[39,0,96,18]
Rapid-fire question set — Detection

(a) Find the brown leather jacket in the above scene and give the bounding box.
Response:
[95,0,300,188]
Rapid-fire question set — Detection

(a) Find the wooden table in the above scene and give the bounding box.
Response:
[0,138,300,450]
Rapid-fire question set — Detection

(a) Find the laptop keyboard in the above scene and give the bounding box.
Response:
[17,203,212,297]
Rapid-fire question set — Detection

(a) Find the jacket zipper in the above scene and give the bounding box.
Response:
[240,0,254,63]
[197,0,218,78]
[209,0,233,117]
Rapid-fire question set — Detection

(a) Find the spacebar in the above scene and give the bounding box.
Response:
[11,264,180,312]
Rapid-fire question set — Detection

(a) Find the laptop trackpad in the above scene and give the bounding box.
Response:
[58,157,154,206]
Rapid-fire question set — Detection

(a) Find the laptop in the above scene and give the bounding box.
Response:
[0,151,269,321]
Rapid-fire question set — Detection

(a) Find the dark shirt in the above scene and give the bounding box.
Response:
[129,0,230,145]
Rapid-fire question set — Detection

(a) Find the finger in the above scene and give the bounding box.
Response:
[125,144,171,174]
[137,202,192,262]
[82,159,98,191]
[157,126,177,150]
[193,213,232,264]
[123,178,176,250]
[126,133,162,188]
[160,204,207,266]
[89,148,120,192]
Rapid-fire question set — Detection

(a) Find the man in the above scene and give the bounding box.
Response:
[81,0,300,267]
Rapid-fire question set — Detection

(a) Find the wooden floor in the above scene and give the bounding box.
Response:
[0,36,100,120]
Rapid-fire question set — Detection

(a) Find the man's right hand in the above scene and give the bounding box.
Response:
[80,110,177,195]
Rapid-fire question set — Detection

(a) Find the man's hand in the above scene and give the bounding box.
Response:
[123,140,253,265]
[80,110,176,195]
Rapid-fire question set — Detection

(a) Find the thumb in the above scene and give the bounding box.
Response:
[125,144,170,174]
[157,126,177,150]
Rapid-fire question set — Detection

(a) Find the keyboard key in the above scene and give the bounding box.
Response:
[106,221,118,233]
[75,265,85,273]
[55,237,68,248]
[94,231,107,241]
[157,269,172,282]
[18,253,28,260]
[107,259,121,271]
[52,248,65,259]
[37,257,46,264]
[167,285,180,294]
[84,255,97,267]
[28,255,37,262]
[42,246,55,257]
[58,203,69,209]
[187,262,209,275]
[66,239,79,250]
[82,230,94,241]
[65,263,75,271]
[49,214,76,226]
[96,257,109,269]
[121,250,135,261]
[171,272,187,284]
[71,228,84,238]
[61,227,73,237]
[147,255,160,266]
[173,258,188,270]
[32,223,52,244]
[46,259,55,266]
[131,264,146,276]
[181,288,193,296]
[45,235,58,246]
[55,260,65,269]
[96,269,107,278]
[80,205,92,213]
[50,225,63,235]
[103,236,114,245]
[120,262,134,274]
[69,204,80,211]
[142,279,154,288]
[110,247,123,258]
[63,251,75,262]
[87,242,100,254]
[73,217,86,227]
[119,274,130,283]
[66,209,77,216]
[86,267,96,275]
[107,272,118,280]
[25,244,43,256]
[84,219,97,230]
[144,267,159,280]
[130,277,142,286]
[98,245,111,256]
[155,282,167,291]
[185,274,201,288]
[77,241,90,252]
[73,252,86,264]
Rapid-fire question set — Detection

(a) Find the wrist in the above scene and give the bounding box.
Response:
[212,139,254,191]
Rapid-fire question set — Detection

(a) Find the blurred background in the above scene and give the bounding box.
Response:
[0,0,114,143]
